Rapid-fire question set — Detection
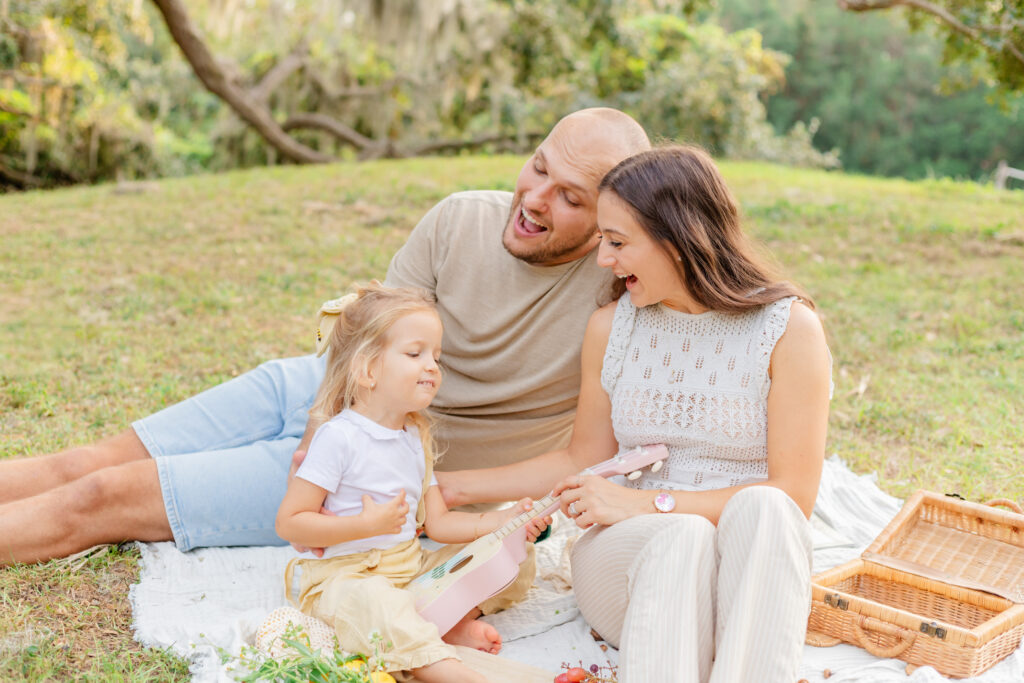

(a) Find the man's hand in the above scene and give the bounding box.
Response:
[359,490,409,536]
[287,449,327,557]
[288,448,306,480]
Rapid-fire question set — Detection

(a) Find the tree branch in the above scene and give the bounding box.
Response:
[281,112,376,150]
[149,0,546,165]
[839,0,979,40]
[150,0,334,164]
[279,116,545,160]
[0,159,43,188]
[0,100,29,116]
[306,72,413,101]
[0,17,27,40]
[409,132,545,156]
[838,0,1024,75]
[251,46,307,105]
[0,70,60,86]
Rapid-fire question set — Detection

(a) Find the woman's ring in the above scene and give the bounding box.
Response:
[568,502,579,517]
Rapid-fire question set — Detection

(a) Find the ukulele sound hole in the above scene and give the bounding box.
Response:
[448,555,474,574]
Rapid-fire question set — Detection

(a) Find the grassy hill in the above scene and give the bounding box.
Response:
[2,156,1023,678]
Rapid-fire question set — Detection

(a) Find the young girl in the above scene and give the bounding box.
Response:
[269,283,545,683]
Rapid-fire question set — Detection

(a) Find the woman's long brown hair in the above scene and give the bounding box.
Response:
[599,145,813,312]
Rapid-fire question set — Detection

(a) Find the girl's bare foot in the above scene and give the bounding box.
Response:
[411,657,488,683]
[442,613,502,654]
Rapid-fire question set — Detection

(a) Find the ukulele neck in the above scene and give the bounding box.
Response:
[489,461,616,540]
[492,494,558,540]
[487,445,666,540]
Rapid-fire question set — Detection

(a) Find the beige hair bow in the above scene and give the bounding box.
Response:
[315,292,359,357]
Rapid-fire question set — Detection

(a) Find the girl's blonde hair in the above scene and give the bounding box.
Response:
[310,282,439,460]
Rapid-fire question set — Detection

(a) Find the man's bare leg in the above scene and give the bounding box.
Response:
[0,458,172,566]
[0,429,150,504]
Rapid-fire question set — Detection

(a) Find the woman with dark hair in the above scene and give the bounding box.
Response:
[445,145,832,682]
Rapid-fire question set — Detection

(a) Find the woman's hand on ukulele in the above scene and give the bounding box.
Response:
[555,475,649,529]
[359,490,409,536]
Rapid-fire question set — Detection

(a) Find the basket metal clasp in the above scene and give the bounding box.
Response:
[920,621,947,639]
[824,593,849,610]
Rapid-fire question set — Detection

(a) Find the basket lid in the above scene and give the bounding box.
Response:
[862,490,1024,603]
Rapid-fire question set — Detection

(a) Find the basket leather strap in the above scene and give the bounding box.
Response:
[985,498,1023,514]
[851,615,917,659]
[805,631,842,647]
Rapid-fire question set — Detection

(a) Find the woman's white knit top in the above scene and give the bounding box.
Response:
[601,292,798,492]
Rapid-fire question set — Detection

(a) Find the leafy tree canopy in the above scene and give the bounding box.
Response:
[3,0,836,190]
[716,0,1024,180]
[0,0,218,188]
[838,0,1024,94]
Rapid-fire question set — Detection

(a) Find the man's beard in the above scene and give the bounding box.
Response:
[500,196,596,266]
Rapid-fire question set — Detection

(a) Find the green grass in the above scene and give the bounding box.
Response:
[0,544,189,680]
[2,156,1023,678]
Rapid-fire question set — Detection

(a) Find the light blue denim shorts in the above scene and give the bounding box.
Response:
[133,354,326,551]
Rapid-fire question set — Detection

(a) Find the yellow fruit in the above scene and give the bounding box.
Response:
[369,672,396,683]
[342,659,366,672]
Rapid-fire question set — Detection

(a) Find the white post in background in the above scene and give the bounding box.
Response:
[994,160,1024,190]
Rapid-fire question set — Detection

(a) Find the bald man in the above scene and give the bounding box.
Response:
[0,108,651,565]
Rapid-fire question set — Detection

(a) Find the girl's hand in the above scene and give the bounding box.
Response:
[556,475,650,529]
[480,499,551,542]
[524,513,551,543]
[359,490,409,536]
[502,498,552,542]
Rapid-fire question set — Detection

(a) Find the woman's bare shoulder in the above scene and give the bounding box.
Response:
[585,300,619,342]
[784,300,826,344]
[772,299,829,375]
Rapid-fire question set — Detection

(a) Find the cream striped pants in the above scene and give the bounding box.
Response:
[572,486,813,683]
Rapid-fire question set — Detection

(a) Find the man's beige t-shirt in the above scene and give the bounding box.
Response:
[385,190,612,471]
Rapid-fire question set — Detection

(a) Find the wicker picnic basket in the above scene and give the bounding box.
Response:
[806,490,1024,678]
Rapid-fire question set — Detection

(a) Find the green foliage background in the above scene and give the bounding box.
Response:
[715,0,1024,180]
[2,0,830,190]
[0,1,220,186]
[0,0,1020,190]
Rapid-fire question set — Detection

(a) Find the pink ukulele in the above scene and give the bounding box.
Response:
[408,444,670,635]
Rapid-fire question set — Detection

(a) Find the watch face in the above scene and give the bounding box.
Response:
[654,492,676,513]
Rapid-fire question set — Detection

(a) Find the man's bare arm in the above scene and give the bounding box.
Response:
[435,448,577,508]
[436,303,621,508]
[287,416,328,555]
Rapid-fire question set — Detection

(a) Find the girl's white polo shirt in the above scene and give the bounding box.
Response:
[295,409,436,559]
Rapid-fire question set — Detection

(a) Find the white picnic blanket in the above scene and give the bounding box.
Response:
[130,456,1024,682]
